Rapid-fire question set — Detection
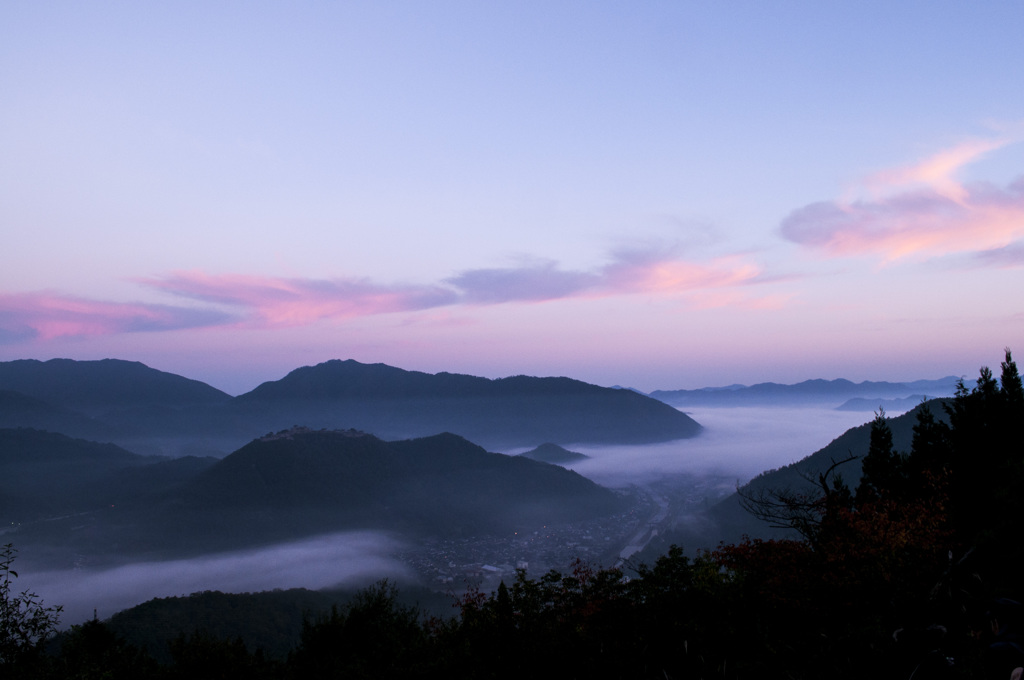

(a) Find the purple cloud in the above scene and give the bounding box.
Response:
[972,240,1024,268]
[445,261,601,303]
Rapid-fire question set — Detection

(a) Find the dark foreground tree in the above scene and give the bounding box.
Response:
[288,580,429,679]
[1,543,62,671]
[722,349,1024,678]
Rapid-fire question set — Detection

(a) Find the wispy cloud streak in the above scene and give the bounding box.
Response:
[862,139,1008,204]
[782,140,1024,262]
[144,272,460,327]
[445,261,600,304]
[0,292,234,344]
[146,250,770,328]
[1,248,773,341]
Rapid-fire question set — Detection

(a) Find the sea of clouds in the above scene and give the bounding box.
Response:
[559,406,876,486]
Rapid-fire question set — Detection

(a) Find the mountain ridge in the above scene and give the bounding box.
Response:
[649,376,960,408]
[4,427,627,563]
[0,358,231,414]
[0,358,701,453]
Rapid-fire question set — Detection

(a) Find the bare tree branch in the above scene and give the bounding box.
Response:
[737,454,857,547]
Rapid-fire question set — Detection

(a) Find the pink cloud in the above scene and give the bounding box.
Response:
[603,251,765,293]
[144,272,458,327]
[0,292,233,343]
[862,138,1007,204]
[782,139,1024,262]
[3,249,777,343]
[146,252,773,328]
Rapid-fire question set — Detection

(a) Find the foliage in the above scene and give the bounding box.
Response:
[51,618,159,680]
[718,349,1024,677]
[0,543,62,669]
[288,580,429,679]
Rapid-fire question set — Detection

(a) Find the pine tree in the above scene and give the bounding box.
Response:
[857,409,905,501]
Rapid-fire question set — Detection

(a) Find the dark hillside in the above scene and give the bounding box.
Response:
[0,428,216,529]
[0,358,231,414]
[0,390,110,438]
[19,428,628,560]
[167,429,625,543]
[231,360,701,448]
[101,584,456,663]
[0,428,148,520]
[519,443,589,465]
[0,427,143,469]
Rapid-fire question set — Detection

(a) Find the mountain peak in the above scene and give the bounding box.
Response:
[234,359,701,447]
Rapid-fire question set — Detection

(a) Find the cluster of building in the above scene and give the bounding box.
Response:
[398,496,656,592]
[397,472,738,594]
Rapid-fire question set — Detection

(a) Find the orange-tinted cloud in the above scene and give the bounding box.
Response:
[783,140,1024,262]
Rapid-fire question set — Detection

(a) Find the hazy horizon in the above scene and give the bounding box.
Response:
[0,353,975,399]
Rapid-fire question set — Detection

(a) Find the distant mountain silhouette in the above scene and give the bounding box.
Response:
[519,443,589,465]
[835,394,933,412]
[0,358,231,414]
[0,358,701,455]
[0,428,216,524]
[229,360,701,449]
[650,377,960,408]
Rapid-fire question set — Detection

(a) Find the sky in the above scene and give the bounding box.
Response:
[2,2,1023,395]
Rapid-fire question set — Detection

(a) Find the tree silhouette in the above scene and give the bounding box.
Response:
[0,544,62,669]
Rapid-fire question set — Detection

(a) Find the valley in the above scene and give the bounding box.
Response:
[0,356,959,624]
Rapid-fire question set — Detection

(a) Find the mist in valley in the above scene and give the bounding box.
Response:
[544,406,878,487]
[20,531,411,626]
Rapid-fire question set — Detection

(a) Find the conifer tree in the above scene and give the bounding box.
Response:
[856,409,904,501]
[999,348,1023,406]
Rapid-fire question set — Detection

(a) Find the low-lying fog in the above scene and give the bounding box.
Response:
[21,405,881,626]
[561,406,878,486]
[21,531,412,626]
